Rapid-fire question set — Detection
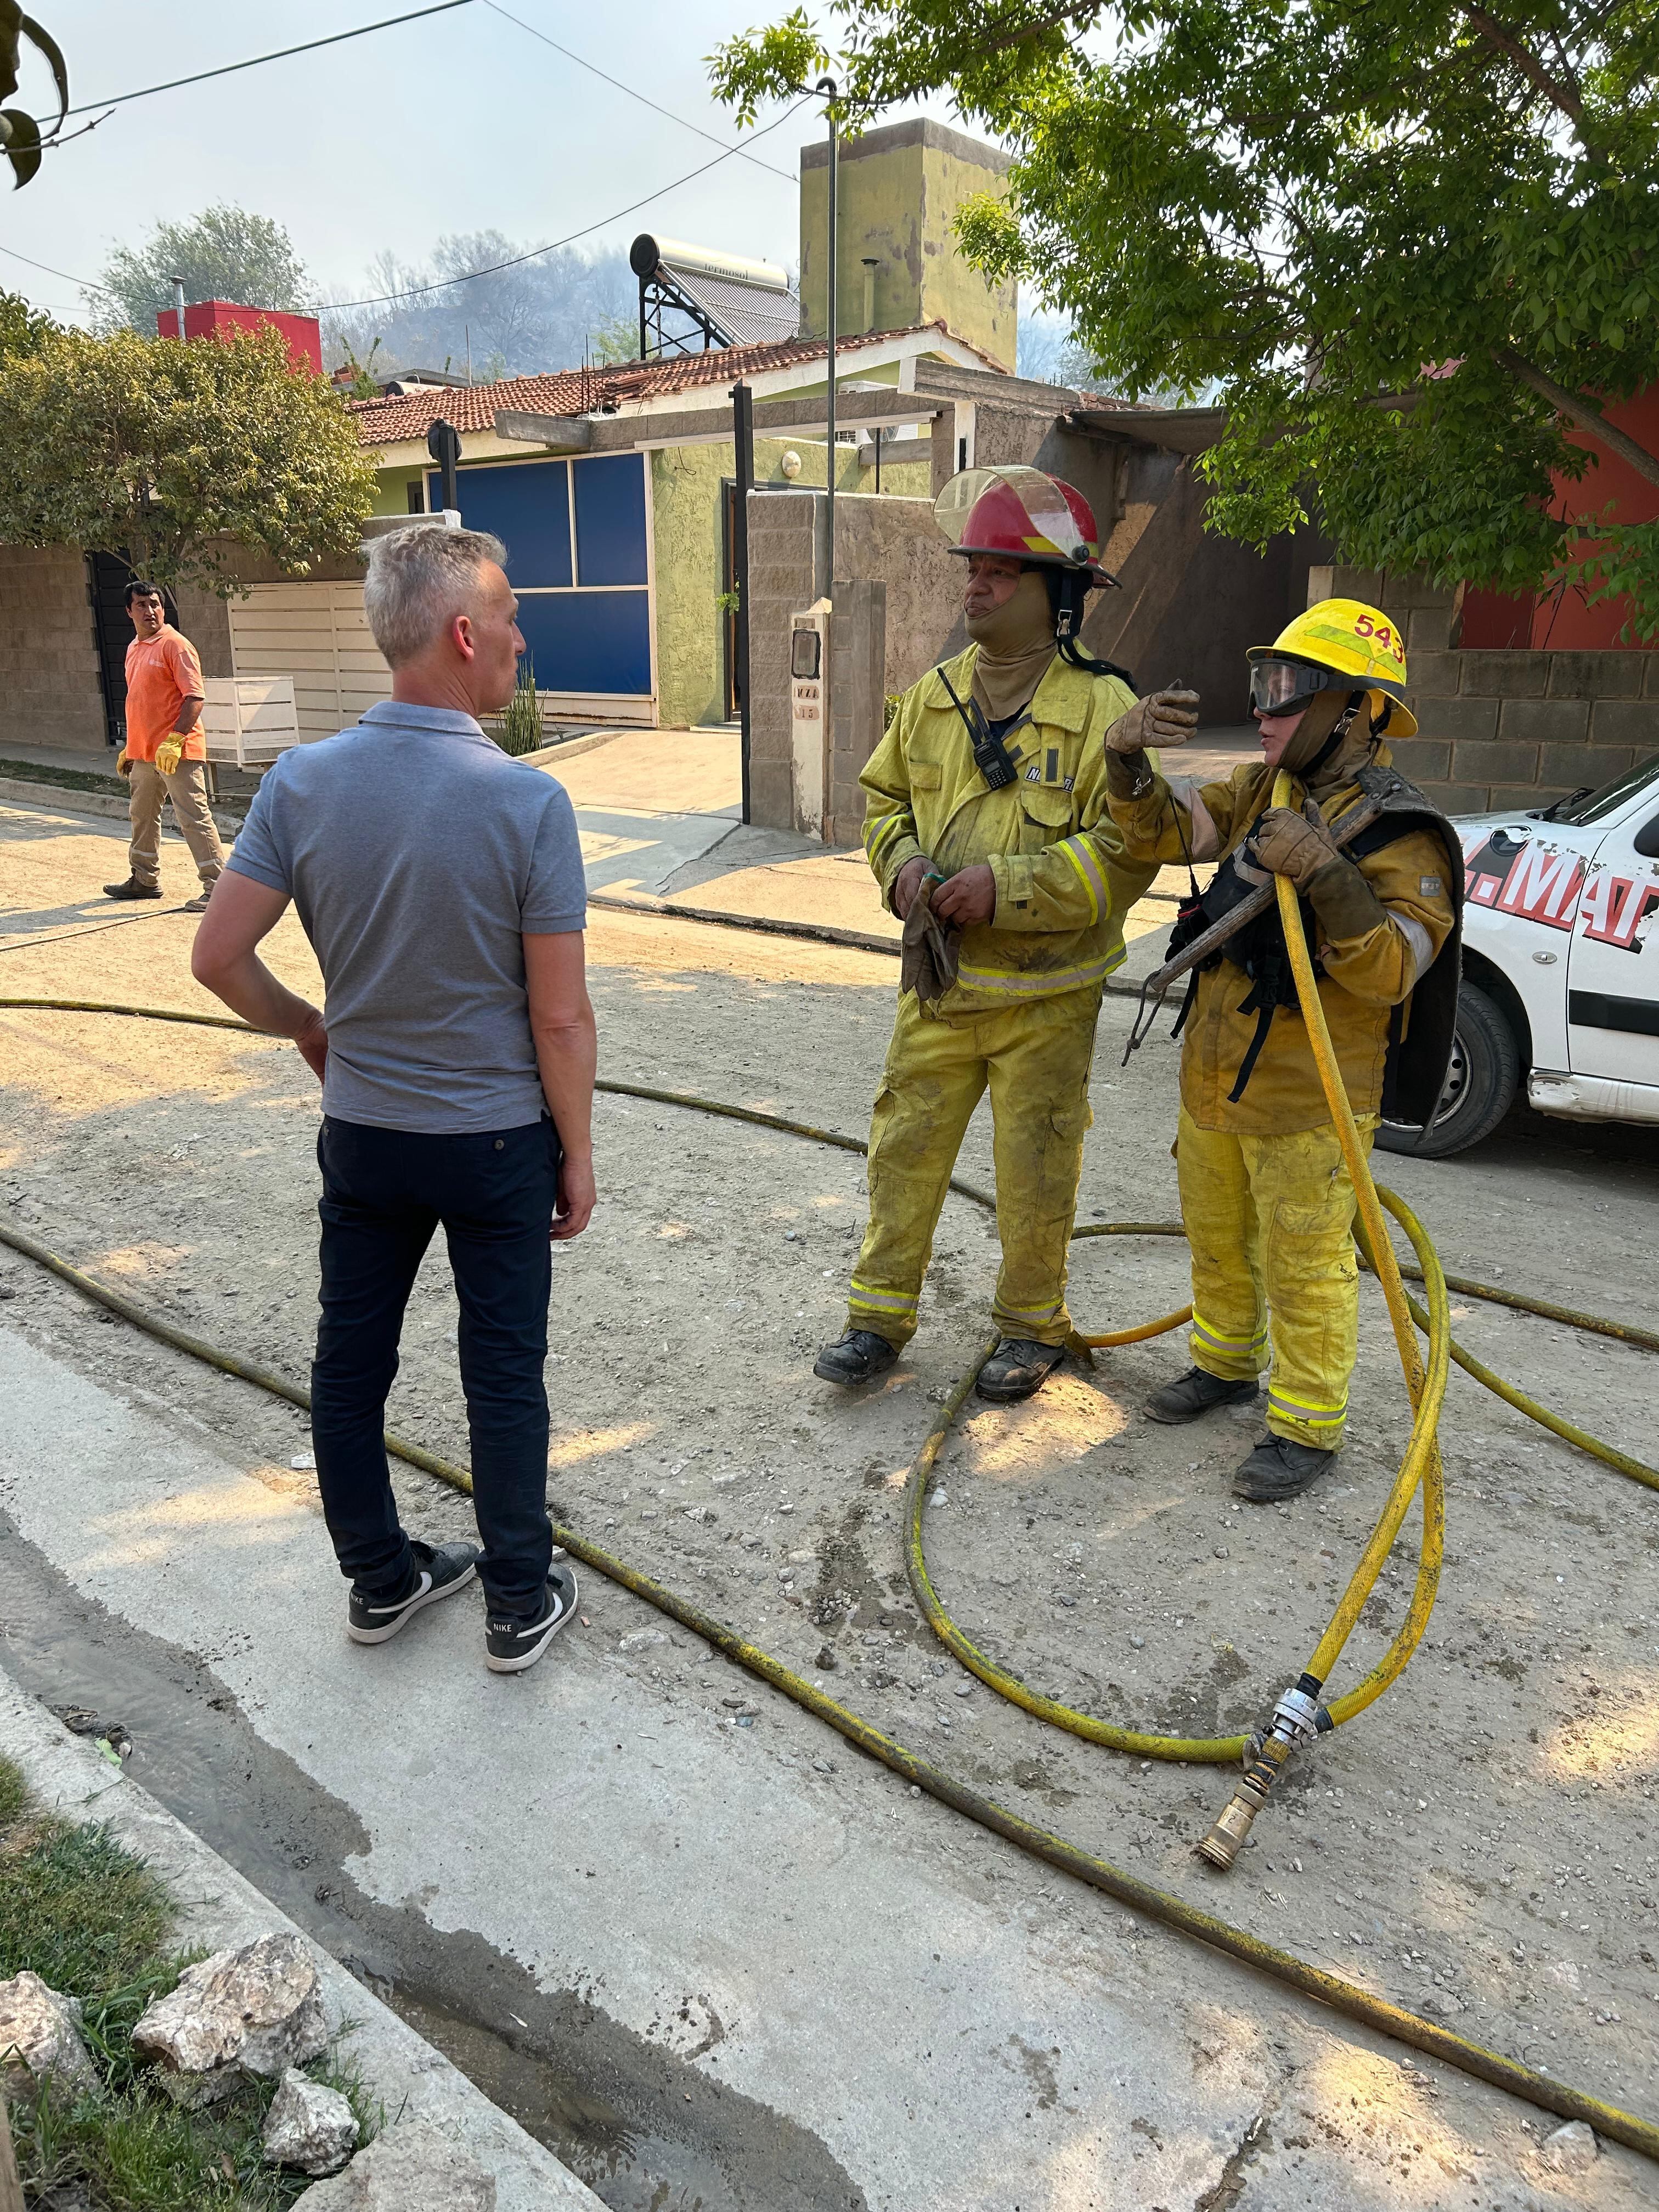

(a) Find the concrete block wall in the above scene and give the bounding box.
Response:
[833,494,962,697]
[0,545,108,757]
[1308,563,1659,810]
[826,576,887,849]
[745,490,821,831]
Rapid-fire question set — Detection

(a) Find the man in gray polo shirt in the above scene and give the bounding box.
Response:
[192,524,595,1676]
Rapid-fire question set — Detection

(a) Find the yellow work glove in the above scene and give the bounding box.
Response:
[154,735,184,778]
[115,747,133,778]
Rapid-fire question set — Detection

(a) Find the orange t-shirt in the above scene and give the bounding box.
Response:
[123,626,206,763]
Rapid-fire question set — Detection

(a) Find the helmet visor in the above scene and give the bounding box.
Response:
[934,465,1090,565]
[1248,653,1337,719]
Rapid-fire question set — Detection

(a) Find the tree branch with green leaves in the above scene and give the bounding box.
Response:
[713,0,1659,634]
[0,308,379,592]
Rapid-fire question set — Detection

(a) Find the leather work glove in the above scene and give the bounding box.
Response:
[1249,800,1339,889]
[1251,802,1385,939]
[115,747,133,778]
[154,735,184,778]
[900,879,961,1005]
[1103,687,1201,755]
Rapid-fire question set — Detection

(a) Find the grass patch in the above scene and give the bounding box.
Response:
[0,1754,27,1830]
[0,1754,375,2207]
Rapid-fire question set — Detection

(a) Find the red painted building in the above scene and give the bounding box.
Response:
[1460,386,1659,650]
[155,301,323,376]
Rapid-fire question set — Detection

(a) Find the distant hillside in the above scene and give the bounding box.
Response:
[322,232,637,380]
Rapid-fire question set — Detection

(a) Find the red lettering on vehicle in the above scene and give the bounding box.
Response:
[1496,842,1583,930]
[1578,870,1659,952]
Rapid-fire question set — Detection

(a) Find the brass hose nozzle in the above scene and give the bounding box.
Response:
[1195,1683,1324,1870]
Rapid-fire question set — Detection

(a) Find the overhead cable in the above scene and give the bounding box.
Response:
[49,1,474,121]
[318,97,808,311]
[482,1,794,181]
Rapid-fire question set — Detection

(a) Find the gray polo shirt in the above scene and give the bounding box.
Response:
[228,701,585,1135]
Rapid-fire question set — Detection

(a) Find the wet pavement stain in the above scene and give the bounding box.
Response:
[0,1512,865,2212]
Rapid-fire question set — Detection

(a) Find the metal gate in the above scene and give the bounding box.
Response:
[427,452,657,725]
[225,582,391,740]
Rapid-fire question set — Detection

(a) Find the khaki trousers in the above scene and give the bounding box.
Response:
[847,984,1102,1350]
[1176,1104,1378,1449]
[127,759,224,890]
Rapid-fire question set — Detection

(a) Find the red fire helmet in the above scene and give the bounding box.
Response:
[934,465,1116,586]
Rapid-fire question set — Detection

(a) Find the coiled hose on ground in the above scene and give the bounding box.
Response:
[0,969,1656,2162]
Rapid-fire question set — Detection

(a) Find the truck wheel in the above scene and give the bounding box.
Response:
[1375,981,1521,1160]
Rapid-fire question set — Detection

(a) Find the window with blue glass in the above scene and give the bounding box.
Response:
[423,452,651,696]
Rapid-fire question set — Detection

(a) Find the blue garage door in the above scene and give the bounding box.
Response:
[426,453,652,702]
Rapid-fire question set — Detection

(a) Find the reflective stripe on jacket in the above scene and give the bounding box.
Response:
[1107,743,1457,1132]
[861,646,1158,1015]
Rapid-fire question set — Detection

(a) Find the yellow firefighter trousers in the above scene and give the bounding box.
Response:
[847,986,1101,1350]
[1176,1105,1378,1449]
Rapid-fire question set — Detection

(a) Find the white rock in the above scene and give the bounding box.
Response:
[1541,2119,1598,2174]
[0,1971,98,2101]
[618,1628,668,1655]
[297,2117,496,2209]
[133,1933,326,2107]
[261,2066,358,2174]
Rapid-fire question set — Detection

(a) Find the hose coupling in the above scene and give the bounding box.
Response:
[1195,1675,1325,1871]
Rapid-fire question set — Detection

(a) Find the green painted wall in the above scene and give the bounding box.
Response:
[800,118,1017,370]
[649,436,929,730]
[370,465,425,517]
[650,441,732,731]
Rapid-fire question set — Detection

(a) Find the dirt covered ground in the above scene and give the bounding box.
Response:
[3,795,1659,2194]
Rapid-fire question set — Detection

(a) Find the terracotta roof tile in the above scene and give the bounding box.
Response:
[347,322,999,446]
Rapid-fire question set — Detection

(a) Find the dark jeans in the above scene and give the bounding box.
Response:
[312,1114,558,1618]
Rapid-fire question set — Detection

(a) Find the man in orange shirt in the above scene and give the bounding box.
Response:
[104,581,225,912]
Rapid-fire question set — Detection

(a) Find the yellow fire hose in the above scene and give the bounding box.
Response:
[1,985,1657,2160]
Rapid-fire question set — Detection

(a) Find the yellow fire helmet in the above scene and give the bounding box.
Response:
[1246,599,1418,740]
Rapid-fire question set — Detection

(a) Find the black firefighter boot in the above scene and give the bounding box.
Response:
[814,1330,900,1386]
[1145,1368,1260,1424]
[1233,1435,1336,1501]
[975,1339,1067,1403]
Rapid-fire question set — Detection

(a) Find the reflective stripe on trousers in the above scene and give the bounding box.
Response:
[1174,1104,1377,1449]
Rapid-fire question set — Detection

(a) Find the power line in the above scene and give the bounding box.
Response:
[0,242,112,295]
[50,1,473,121]
[481,0,794,183]
[319,96,809,312]
[0,86,806,317]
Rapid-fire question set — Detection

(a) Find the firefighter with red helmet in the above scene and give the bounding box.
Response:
[814,466,1199,1401]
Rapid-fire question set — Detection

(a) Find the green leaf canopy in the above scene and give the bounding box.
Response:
[711,2,1659,630]
[0,311,378,592]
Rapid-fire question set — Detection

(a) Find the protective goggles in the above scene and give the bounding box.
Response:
[1248,654,1339,719]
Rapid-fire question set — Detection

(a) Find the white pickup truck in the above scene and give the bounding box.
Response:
[1376,751,1659,1157]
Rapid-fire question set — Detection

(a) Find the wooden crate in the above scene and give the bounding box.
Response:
[200,676,301,768]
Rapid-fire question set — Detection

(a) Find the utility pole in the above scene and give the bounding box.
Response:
[816,76,838,601]
[731,380,754,825]
[427,418,461,518]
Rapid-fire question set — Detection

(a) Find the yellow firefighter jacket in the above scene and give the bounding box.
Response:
[861,646,1158,1015]
[1107,743,1457,1132]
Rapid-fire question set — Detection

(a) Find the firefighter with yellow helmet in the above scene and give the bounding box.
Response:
[1105,599,1464,1498]
[815,466,1195,1401]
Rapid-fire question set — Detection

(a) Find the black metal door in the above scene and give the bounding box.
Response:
[86,552,177,747]
[721,479,740,723]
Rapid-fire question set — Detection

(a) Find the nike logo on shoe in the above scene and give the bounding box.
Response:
[366,1571,431,1616]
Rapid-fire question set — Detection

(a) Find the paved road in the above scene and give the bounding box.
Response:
[0,1322,1635,2212]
